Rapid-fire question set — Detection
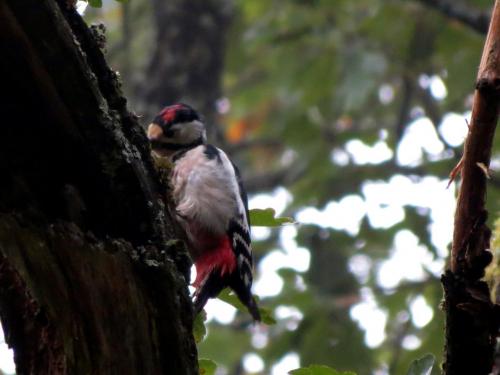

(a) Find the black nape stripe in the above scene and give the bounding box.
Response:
[204,144,221,161]
[176,106,200,123]
[150,137,203,152]
[172,149,189,162]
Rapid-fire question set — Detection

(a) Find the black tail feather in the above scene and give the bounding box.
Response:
[193,271,261,322]
[230,272,261,322]
[193,291,209,317]
[245,295,261,322]
[193,271,226,316]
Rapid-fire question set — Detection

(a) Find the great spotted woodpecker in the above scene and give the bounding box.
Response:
[147,103,261,321]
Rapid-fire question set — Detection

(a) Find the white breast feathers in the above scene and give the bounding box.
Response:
[172,145,241,237]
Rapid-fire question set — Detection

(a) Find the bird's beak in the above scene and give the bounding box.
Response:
[147,123,164,141]
[147,123,171,156]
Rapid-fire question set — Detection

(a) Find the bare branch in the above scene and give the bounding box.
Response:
[244,164,307,193]
[416,0,490,35]
[225,138,283,155]
[395,75,414,144]
[444,1,500,373]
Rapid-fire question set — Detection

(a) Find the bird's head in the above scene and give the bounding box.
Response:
[147,103,206,157]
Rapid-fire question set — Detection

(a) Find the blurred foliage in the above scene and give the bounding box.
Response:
[405,353,435,375]
[194,311,208,344]
[84,0,500,374]
[86,0,127,8]
[199,358,218,375]
[290,364,356,375]
[88,0,103,7]
[217,289,277,325]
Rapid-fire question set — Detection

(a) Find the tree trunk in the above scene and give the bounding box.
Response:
[0,0,197,374]
[443,1,500,373]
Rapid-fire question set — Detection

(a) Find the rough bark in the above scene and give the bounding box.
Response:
[443,1,500,374]
[0,0,197,373]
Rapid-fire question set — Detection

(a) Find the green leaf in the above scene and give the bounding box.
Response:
[217,288,276,325]
[406,354,435,375]
[218,288,246,310]
[259,306,277,325]
[198,358,217,375]
[289,364,357,375]
[193,310,207,343]
[249,208,294,227]
[87,0,102,7]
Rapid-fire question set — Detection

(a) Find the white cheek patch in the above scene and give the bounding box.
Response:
[176,120,205,144]
[158,121,205,145]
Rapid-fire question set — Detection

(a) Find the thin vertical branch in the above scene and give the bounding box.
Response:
[443,1,500,374]
[451,0,500,274]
